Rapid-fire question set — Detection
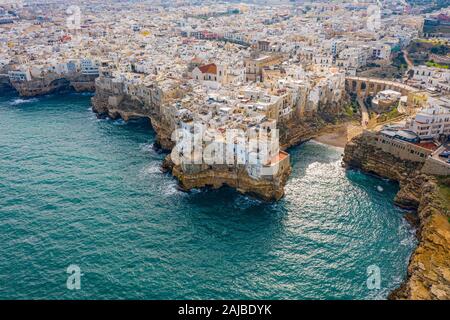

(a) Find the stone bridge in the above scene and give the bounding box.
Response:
[345,76,419,98]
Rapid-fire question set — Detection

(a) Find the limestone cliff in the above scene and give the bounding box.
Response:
[11,74,96,97]
[280,116,325,149]
[91,92,174,150]
[343,134,450,300]
[163,155,292,201]
[91,84,350,201]
[390,179,450,300]
[280,111,352,150]
[0,75,12,92]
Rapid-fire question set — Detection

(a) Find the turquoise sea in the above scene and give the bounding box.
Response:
[0,92,416,299]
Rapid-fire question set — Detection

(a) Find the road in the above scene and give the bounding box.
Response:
[357,97,369,128]
[402,50,414,70]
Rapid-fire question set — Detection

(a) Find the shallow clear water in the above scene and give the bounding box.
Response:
[0,92,416,299]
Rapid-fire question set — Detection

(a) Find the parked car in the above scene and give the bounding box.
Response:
[439,150,450,158]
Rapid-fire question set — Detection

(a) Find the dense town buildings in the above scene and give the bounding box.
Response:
[0,0,449,301]
[1,0,449,197]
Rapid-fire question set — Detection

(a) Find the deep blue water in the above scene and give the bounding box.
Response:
[0,92,416,299]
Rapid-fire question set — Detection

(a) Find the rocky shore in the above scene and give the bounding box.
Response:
[91,87,353,201]
[91,92,174,150]
[92,91,293,201]
[162,155,291,201]
[9,74,97,97]
[7,75,446,298]
[343,133,450,300]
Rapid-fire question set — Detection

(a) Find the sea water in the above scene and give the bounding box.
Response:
[0,93,416,299]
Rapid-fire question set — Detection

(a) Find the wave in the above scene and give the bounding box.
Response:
[113,119,126,126]
[140,143,152,152]
[9,98,39,106]
[163,183,180,196]
[141,164,161,176]
[140,143,158,154]
[234,194,263,209]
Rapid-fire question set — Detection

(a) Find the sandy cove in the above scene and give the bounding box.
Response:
[313,122,363,148]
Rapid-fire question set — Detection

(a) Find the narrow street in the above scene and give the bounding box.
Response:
[357,97,369,128]
[402,49,414,70]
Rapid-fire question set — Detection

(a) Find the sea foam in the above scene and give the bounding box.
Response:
[9,98,39,106]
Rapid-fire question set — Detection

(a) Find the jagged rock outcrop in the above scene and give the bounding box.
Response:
[91,93,174,150]
[163,155,291,201]
[343,133,450,300]
[11,74,96,97]
[91,82,350,201]
[390,179,450,300]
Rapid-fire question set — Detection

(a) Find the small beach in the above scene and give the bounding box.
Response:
[313,123,362,148]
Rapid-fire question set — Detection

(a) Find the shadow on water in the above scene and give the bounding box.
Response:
[182,186,286,220]
[178,186,289,250]
[0,84,17,97]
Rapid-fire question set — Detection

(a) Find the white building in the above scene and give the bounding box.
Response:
[8,69,31,82]
[81,59,99,76]
[405,97,450,140]
[412,66,450,93]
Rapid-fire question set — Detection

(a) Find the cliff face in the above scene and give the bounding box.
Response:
[91,91,174,150]
[70,74,98,92]
[343,134,450,300]
[279,109,354,150]
[280,116,325,149]
[343,133,425,208]
[91,83,349,201]
[163,155,292,201]
[11,74,96,97]
[343,134,424,184]
[150,116,175,151]
[0,75,12,92]
[391,180,450,300]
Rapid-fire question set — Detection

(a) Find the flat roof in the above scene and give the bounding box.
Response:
[413,141,439,151]
[266,151,289,166]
